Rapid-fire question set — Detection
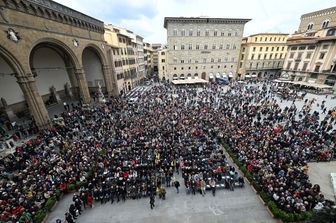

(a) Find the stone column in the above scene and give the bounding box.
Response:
[102,65,113,96]
[74,68,91,104]
[16,74,52,129]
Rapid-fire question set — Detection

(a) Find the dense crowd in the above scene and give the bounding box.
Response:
[0,81,335,222]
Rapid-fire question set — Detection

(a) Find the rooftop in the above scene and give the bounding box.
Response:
[164,17,251,28]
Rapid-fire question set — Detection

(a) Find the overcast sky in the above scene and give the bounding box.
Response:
[54,0,334,44]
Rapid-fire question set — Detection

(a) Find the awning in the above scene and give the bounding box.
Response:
[228,74,233,77]
[251,74,257,78]
[172,79,209,85]
[245,74,251,78]
[222,73,228,78]
[215,73,221,78]
[209,73,214,78]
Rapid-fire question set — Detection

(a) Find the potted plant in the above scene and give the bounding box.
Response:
[44,196,57,212]
[67,183,77,192]
[34,210,47,223]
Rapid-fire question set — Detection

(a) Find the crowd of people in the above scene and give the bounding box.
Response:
[0,80,335,222]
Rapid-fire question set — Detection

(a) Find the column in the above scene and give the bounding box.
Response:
[16,74,52,129]
[74,68,91,104]
[102,65,113,96]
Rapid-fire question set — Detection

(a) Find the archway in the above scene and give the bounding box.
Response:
[173,74,178,80]
[180,74,185,80]
[187,73,192,79]
[0,52,25,126]
[82,46,106,94]
[258,72,262,78]
[201,72,206,80]
[29,42,78,105]
[194,73,198,79]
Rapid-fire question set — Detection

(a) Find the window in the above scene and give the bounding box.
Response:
[271,47,274,51]
[173,58,177,64]
[189,44,192,50]
[161,59,165,63]
[161,52,165,55]
[221,31,225,36]
[218,58,221,62]
[204,44,208,50]
[282,46,285,51]
[270,37,272,41]
[181,60,184,63]
[297,52,303,59]
[224,57,228,62]
[302,62,308,71]
[299,46,306,50]
[195,60,198,63]
[218,65,220,68]
[280,53,283,58]
[255,37,258,42]
[322,45,329,50]
[260,47,263,51]
[188,67,191,70]
[228,32,231,37]
[286,62,292,70]
[212,44,216,50]
[289,52,295,59]
[260,37,263,41]
[226,44,230,49]
[233,44,236,50]
[173,29,177,36]
[258,54,261,59]
[214,30,218,36]
[314,65,320,72]
[319,52,325,59]
[189,30,193,36]
[307,23,314,30]
[275,53,278,59]
[181,45,185,50]
[219,44,223,50]
[203,58,206,63]
[241,54,244,60]
[263,54,267,59]
[322,20,330,29]
[251,54,255,60]
[294,62,299,70]
[308,45,315,50]
[162,66,165,70]
[269,53,273,59]
[242,47,245,52]
[196,44,200,50]
[188,59,192,63]
[306,52,311,59]
[266,47,269,51]
[239,62,243,68]
[311,73,318,78]
[197,30,201,36]
[252,47,256,52]
[211,58,214,63]
[181,29,185,36]
[174,67,177,70]
[265,37,268,41]
[249,63,252,68]
[173,45,177,50]
[205,30,209,36]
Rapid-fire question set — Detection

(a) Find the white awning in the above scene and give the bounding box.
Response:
[245,75,251,78]
[251,74,257,77]
[222,73,228,78]
[228,74,233,77]
[209,73,214,78]
[215,73,221,78]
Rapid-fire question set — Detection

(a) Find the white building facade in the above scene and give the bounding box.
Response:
[164,17,250,82]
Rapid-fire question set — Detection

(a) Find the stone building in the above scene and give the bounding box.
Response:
[105,24,142,93]
[164,17,250,82]
[151,43,162,75]
[158,48,168,81]
[143,42,154,76]
[0,0,117,129]
[281,7,336,90]
[136,35,145,84]
[238,33,288,79]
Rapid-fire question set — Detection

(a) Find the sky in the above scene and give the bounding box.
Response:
[54,0,335,44]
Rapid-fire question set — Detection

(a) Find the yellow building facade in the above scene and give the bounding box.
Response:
[238,33,288,79]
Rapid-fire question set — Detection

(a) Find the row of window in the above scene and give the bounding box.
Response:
[286,61,315,72]
[173,57,236,64]
[289,45,317,51]
[252,46,285,52]
[172,29,240,37]
[244,61,283,69]
[172,43,237,50]
[112,48,136,56]
[288,51,326,60]
[254,36,286,42]
[247,53,285,60]
[114,58,137,67]
[173,64,235,70]
[307,19,330,31]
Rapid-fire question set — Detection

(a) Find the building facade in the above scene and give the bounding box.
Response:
[238,33,288,79]
[281,7,336,90]
[0,0,117,129]
[151,43,162,76]
[136,35,145,84]
[143,42,154,76]
[164,17,250,82]
[158,48,167,81]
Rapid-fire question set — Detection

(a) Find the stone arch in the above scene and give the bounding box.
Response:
[29,38,81,104]
[0,45,25,76]
[201,72,206,80]
[81,44,108,92]
[194,73,198,79]
[258,72,262,78]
